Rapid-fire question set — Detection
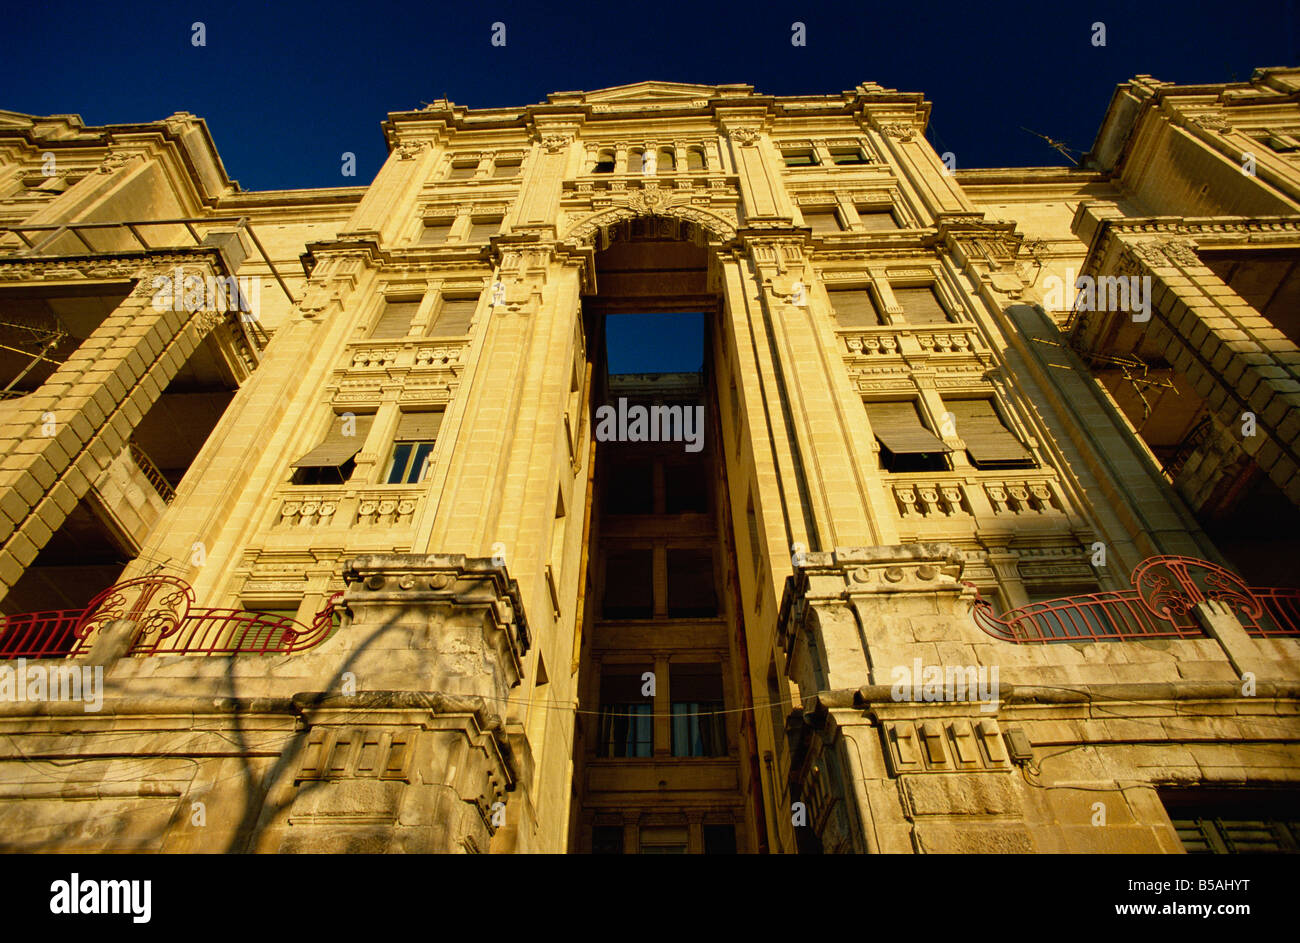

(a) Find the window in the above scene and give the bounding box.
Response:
[803,208,842,234]
[240,602,303,649]
[1021,586,1113,639]
[856,208,900,231]
[944,398,1033,469]
[370,298,419,339]
[767,660,787,754]
[628,149,646,173]
[670,663,726,757]
[492,158,522,178]
[894,286,952,324]
[597,668,654,757]
[830,147,869,165]
[827,287,882,327]
[592,826,624,854]
[686,147,706,171]
[602,549,653,619]
[602,462,653,514]
[639,827,688,854]
[384,411,443,484]
[703,825,737,854]
[657,148,676,172]
[593,150,615,173]
[667,549,717,617]
[746,497,762,574]
[1254,131,1300,154]
[291,413,374,485]
[429,296,477,335]
[1161,789,1300,853]
[783,149,817,167]
[243,603,299,623]
[467,216,502,242]
[447,160,477,180]
[865,400,950,473]
[418,218,454,244]
[664,463,707,514]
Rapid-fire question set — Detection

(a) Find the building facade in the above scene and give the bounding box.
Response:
[0,69,1297,853]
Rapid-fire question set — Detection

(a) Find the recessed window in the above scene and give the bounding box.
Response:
[1256,131,1300,154]
[242,603,299,623]
[419,218,454,244]
[492,158,522,177]
[597,668,654,757]
[670,663,725,757]
[783,149,818,167]
[803,208,842,234]
[593,150,615,173]
[602,462,654,514]
[686,147,706,171]
[943,398,1034,468]
[830,147,869,165]
[639,827,688,853]
[291,413,374,485]
[893,286,952,324]
[592,825,624,854]
[667,548,717,617]
[827,287,882,327]
[429,295,477,335]
[664,463,708,514]
[657,148,676,172]
[856,208,900,231]
[384,411,443,484]
[865,400,950,473]
[703,824,737,854]
[370,298,419,339]
[602,549,653,619]
[447,160,477,180]
[1161,789,1300,853]
[468,216,502,242]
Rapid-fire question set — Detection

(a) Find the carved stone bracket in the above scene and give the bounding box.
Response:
[395,141,429,160]
[341,553,531,698]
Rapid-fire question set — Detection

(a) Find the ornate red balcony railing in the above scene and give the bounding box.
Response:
[969,555,1300,643]
[0,575,342,659]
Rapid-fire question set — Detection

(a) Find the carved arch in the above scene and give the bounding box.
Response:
[563,203,738,246]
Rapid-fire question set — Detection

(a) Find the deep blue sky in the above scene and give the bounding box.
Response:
[3,1,1291,191]
[607,313,704,373]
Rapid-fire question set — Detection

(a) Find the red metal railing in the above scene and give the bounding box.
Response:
[969,555,1300,643]
[0,576,342,659]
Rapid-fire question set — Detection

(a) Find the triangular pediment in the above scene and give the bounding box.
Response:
[557,81,751,105]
